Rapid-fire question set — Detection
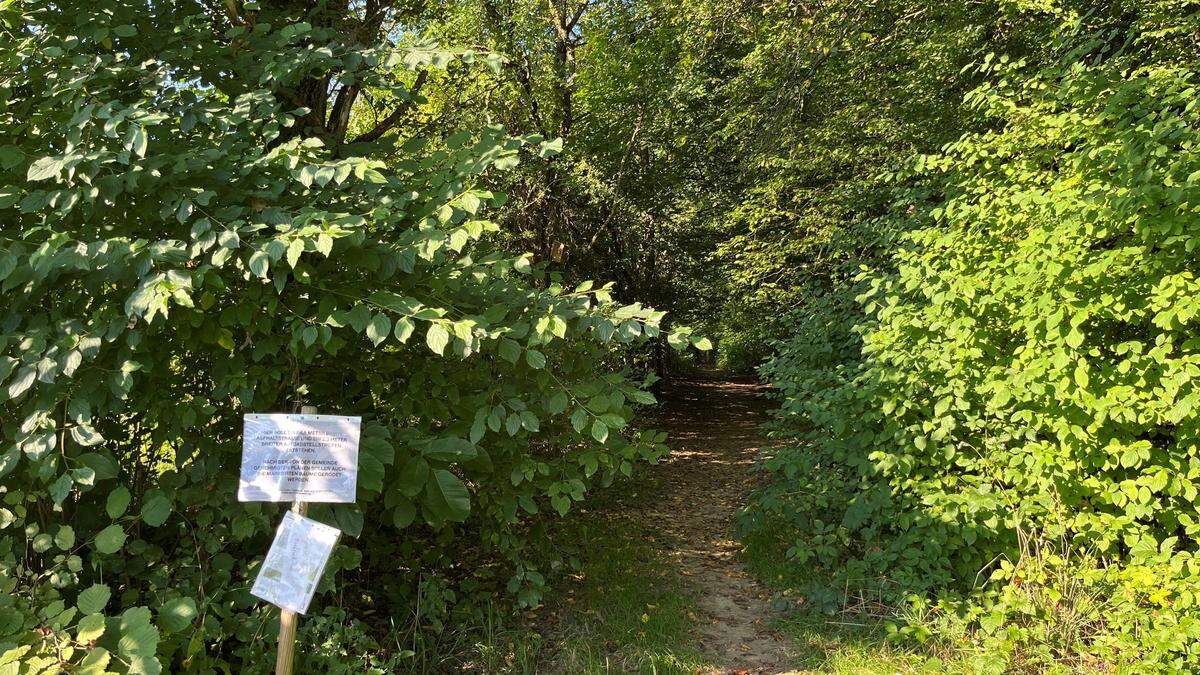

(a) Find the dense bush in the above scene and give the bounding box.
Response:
[0,2,705,671]
[744,5,1200,669]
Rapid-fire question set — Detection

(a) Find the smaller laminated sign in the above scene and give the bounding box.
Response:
[251,511,340,615]
[239,413,361,503]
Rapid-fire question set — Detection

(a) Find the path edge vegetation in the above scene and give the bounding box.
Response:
[738,4,1200,673]
[0,3,707,673]
[3,0,1200,673]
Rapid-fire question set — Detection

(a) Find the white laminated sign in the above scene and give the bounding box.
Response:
[239,413,361,503]
[251,511,340,614]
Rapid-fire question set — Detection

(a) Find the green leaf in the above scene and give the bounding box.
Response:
[128,655,162,675]
[248,250,269,278]
[1120,447,1139,469]
[393,317,415,343]
[331,504,364,537]
[27,156,60,181]
[1074,363,1089,389]
[118,607,159,659]
[392,499,416,529]
[106,487,131,519]
[570,408,588,434]
[590,420,609,443]
[77,648,111,674]
[55,525,75,550]
[50,473,72,504]
[426,323,449,355]
[367,313,391,347]
[316,233,334,256]
[286,239,304,268]
[314,165,335,187]
[423,437,477,462]
[7,366,35,400]
[469,416,487,447]
[397,457,429,498]
[33,533,53,553]
[298,165,317,188]
[76,613,107,643]
[140,491,172,527]
[599,413,626,429]
[70,423,103,447]
[94,524,126,554]
[423,469,470,522]
[525,350,546,369]
[77,584,112,615]
[537,137,564,158]
[157,597,198,633]
[0,145,23,170]
[127,125,148,158]
[78,452,118,480]
[546,392,569,414]
[0,444,19,481]
[498,339,521,363]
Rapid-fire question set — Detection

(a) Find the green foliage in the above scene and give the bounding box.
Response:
[689,0,1042,369]
[0,1,695,671]
[415,0,736,379]
[744,2,1200,670]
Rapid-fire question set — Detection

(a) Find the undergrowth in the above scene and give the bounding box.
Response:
[294,469,709,673]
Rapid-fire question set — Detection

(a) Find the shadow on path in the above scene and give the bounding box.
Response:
[643,376,794,674]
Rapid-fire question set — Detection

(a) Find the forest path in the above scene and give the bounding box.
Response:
[643,376,794,673]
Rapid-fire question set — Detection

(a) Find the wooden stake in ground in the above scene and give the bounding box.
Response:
[274,404,316,675]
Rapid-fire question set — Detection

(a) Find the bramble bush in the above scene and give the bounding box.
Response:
[743,5,1200,670]
[0,1,706,672]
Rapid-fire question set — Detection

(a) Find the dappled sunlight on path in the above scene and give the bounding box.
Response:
[645,377,797,674]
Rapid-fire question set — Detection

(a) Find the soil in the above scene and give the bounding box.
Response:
[646,376,795,674]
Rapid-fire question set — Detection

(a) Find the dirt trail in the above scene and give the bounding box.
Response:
[647,376,794,674]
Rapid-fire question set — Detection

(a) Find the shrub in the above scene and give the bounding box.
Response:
[0,2,704,671]
[744,5,1200,669]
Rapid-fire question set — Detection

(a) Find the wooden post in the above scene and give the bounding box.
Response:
[274,405,316,675]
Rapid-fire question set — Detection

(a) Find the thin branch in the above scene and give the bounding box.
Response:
[350,70,429,144]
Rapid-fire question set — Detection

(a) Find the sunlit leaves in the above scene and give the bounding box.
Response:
[751,21,1200,657]
[76,614,106,643]
[26,156,61,181]
[76,585,111,615]
[248,251,269,278]
[55,525,75,550]
[393,316,415,343]
[1,4,680,670]
[366,313,391,347]
[156,597,197,633]
[124,125,147,157]
[425,323,449,355]
[590,419,608,443]
[117,607,159,664]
